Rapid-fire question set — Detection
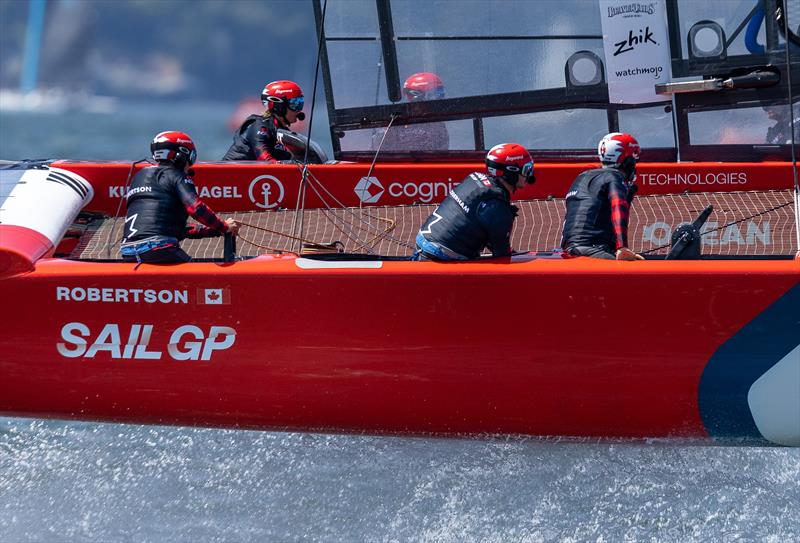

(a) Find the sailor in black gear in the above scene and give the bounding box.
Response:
[561,132,643,261]
[122,131,239,264]
[764,105,800,145]
[222,114,294,162]
[415,143,535,261]
[223,80,305,162]
[375,121,450,152]
[373,72,450,152]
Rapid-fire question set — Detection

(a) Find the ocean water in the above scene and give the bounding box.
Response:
[0,100,332,162]
[1,107,799,542]
[2,419,799,542]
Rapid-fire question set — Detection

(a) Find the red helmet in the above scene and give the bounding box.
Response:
[403,72,445,101]
[150,131,197,166]
[486,143,535,185]
[261,80,304,116]
[598,132,640,167]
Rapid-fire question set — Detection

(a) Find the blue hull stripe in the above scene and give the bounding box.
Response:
[699,283,800,443]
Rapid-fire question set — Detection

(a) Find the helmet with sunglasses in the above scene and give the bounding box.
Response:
[261,80,305,118]
[403,72,445,101]
[598,132,640,181]
[485,143,535,186]
[150,131,197,167]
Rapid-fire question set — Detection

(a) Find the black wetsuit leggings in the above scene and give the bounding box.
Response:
[122,246,192,264]
[566,245,616,260]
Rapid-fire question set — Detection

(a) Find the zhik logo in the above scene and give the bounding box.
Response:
[354,176,384,204]
[613,26,657,56]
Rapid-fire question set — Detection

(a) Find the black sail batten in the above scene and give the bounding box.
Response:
[46,171,88,199]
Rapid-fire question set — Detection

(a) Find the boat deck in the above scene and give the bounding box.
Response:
[68,190,798,260]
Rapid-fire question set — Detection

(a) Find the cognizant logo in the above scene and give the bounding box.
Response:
[388,180,456,203]
[355,177,458,204]
[354,176,384,203]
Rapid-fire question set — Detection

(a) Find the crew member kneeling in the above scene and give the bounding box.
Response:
[561,132,643,261]
[415,143,535,260]
[121,131,239,264]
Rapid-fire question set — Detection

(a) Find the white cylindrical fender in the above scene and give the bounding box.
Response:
[0,166,94,276]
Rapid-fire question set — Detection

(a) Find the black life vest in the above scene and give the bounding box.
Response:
[419,172,510,259]
[222,114,291,161]
[561,167,629,250]
[123,165,189,242]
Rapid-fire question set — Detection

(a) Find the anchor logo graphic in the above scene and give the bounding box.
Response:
[248,175,285,209]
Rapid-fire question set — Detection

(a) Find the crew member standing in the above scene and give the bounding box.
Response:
[561,132,643,261]
[121,131,239,263]
[223,80,305,162]
[415,143,535,260]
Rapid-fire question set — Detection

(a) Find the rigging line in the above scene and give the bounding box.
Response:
[289,160,393,232]
[778,0,799,252]
[640,198,794,254]
[237,219,324,246]
[289,170,304,250]
[294,170,376,247]
[315,202,406,251]
[362,114,398,209]
[235,213,337,254]
[318,208,380,253]
[281,159,412,249]
[296,162,366,212]
[318,205,410,251]
[302,164,404,238]
[292,0,328,253]
[236,233,297,254]
[302,179,383,253]
[726,2,761,50]
[315,205,380,253]
[374,47,383,107]
[309,180,396,242]
[298,165,414,248]
[292,168,309,253]
[297,170,405,252]
[364,217,398,247]
[300,0,327,168]
[251,240,298,255]
[315,203,401,250]
[103,158,150,259]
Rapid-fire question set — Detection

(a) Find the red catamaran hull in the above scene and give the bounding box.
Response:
[2,256,797,445]
[52,160,799,214]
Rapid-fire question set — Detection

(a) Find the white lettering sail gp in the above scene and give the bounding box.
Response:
[56,286,188,304]
[57,323,236,361]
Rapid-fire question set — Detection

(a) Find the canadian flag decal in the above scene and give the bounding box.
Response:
[199,288,231,305]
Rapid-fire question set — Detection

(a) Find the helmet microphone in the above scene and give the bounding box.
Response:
[261,80,304,120]
[485,143,535,189]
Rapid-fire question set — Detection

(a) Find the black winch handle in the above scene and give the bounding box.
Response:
[665,205,714,260]
[722,70,780,90]
[692,205,714,229]
[223,232,237,263]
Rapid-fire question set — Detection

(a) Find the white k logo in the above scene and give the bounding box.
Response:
[420,211,443,235]
[124,213,138,241]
